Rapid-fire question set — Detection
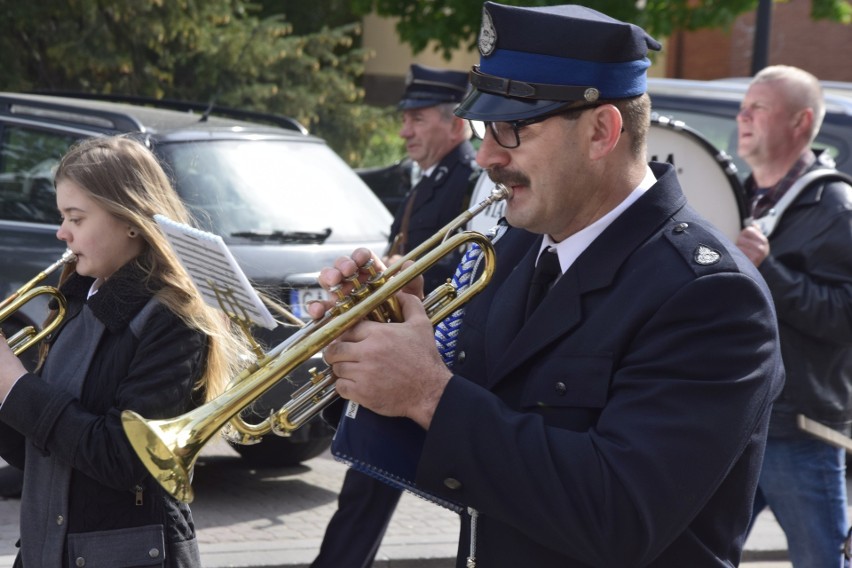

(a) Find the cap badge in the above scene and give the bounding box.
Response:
[478,6,497,57]
[584,88,600,102]
[694,245,721,265]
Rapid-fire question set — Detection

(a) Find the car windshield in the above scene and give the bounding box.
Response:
[159,139,391,243]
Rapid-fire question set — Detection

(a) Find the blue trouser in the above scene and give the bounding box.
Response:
[750,435,849,568]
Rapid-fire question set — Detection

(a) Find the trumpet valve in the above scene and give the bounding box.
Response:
[8,325,37,355]
[308,366,327,385]
[329,284,354,315]
[272,367,336,435]
[349,279,371,305]
[220,422,264,445]
[289,367,334,401]
[360,258,378,277]
[345,271,364,290]
[422,282,458,317]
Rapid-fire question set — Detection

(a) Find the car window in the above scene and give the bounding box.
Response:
[160,139,391,243]
[0,126,73,224]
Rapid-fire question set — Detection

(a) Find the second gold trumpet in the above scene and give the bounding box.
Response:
[0,249,76,355]
[121,184,510,503]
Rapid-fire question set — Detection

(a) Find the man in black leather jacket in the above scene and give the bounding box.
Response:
[736,65,852,568]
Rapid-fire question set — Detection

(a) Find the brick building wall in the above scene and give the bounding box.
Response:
[667,0,852,81]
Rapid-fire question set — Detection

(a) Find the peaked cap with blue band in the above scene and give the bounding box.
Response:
[456,2,662,122]
[399,64,470,110]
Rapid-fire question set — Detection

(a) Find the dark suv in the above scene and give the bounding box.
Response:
[0,92,392,466]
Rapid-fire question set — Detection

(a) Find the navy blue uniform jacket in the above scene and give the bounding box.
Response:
[415,163,785,567]
[388,141,477,292]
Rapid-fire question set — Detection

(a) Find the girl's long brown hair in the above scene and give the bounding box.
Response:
[50,135,253,401]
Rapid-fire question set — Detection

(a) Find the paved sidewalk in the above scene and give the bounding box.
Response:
[0,438,802,567]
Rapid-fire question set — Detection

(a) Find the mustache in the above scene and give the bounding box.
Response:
[487,168,530,188]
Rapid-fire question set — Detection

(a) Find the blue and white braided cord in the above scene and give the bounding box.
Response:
[434,243,483,368]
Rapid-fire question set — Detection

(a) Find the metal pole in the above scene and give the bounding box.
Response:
[751,0,773,75]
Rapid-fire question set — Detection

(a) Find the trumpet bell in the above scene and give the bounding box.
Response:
[121,411,196,503]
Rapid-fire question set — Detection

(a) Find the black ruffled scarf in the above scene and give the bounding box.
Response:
[59,261,159,333]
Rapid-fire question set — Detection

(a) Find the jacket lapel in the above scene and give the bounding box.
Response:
[413,142,472,210]
[483,240,536,378]
[486,248,584,388]
[484,163,687,388]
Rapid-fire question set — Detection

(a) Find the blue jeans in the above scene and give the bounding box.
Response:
[750,436,849,567]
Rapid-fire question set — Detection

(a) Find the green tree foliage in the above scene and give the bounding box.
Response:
[255,0,358,33]
[350,0,852,59]
[0,0,394,165]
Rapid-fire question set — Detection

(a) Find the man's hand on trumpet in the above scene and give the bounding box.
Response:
[305,248,425,311]
[306,247,452,430]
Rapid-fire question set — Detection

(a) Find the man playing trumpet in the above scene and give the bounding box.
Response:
[310,2,784,566]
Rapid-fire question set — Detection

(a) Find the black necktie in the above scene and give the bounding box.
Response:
[525,248,561,319]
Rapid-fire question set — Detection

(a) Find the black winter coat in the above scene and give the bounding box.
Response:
[755,152,852,436]
[0,263,206,567]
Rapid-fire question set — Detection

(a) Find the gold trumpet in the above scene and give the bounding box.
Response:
[1,249,76,355]
[121,184,511,503]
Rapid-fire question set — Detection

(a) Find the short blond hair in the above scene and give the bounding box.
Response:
[752,65,825,142]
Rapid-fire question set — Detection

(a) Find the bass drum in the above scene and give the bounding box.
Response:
[647,115,748,242]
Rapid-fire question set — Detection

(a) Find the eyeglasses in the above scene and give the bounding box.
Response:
[469,104,601,149]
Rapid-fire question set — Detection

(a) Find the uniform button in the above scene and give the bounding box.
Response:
[555,382,567,396]
[673,223,689,233]
[444,477,462,490]
[149,548,161,558]
[457,351,466,364]
[56,515,64,525]
[75,557,85,567]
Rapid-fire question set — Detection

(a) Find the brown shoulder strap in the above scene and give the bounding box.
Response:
[389,184,419,256]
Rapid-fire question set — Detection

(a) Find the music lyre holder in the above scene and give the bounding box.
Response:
[209,281,266,358]
[153,214,278,359]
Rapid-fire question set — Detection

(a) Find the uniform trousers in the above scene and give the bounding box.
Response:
[311,468,402,568]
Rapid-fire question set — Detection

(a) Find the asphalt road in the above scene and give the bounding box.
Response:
[0,437,804,567]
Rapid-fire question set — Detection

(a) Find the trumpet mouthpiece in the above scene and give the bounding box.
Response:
[493,183,512,200]
[61,249,77,263]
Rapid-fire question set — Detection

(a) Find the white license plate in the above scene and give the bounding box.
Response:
[289,287,327,320]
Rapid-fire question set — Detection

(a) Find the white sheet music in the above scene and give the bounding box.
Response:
[154,214,277,329]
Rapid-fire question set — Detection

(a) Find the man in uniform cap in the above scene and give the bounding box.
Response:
[312,63,477,568]
[386,63,479,292]
[312,3,784,566]
[398,63,470,110]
